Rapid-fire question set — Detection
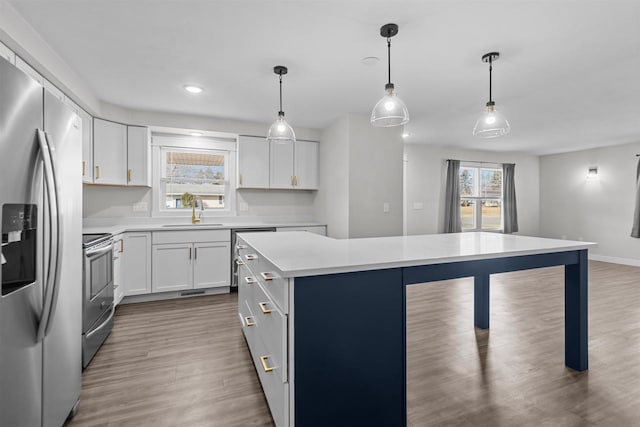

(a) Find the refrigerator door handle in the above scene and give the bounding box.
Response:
[36,130,63,341]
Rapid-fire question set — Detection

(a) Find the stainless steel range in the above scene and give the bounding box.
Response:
[82,233,114,368]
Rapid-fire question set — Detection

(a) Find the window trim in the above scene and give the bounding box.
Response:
[151,134,237,218]
[460,162,503,232]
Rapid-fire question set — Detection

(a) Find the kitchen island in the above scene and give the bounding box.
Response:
[236,231,595,427]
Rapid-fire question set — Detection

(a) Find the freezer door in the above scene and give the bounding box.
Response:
[42,90,83,427]
[0,57,44,427]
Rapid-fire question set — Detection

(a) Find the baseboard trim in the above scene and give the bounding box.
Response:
[588,254,640,267]
[120,286,230,305]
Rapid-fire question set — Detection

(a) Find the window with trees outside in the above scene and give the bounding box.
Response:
[459,164,503,231]
[161,148,228,211]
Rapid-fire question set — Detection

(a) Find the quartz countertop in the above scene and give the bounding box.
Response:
[238,231,597,277]
[82,221,326,236]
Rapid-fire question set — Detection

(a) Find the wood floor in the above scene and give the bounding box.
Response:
[67,261,640,427]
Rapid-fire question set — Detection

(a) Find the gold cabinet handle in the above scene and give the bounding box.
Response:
[236,244,247,250]
[245,254,258,261]
[258,302,271,315]
[260,355,274,373]
[82,160,86,176]
[114,284,119,289]
[95,165,100,179]
[245,277,257,284]
[112,256,120,260]
[235,259,245,266]
[244,316,256,327]
[293,175,298,186]
[239,173,243,186]
[128,168,132,182]
[260,272,276,281]
[291,176,294,186]
[120,239,124,252]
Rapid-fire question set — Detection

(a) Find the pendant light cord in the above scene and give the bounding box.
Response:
[387,37,392,86]
[279,73,284,114]
[488,56,493,104]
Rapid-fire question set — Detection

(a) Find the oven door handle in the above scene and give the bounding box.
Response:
[36,130,63,341]
[86,306,115,339]
[86,244,113,258]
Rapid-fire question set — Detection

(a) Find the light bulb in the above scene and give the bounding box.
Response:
[385,101,395,111]
[277,124,285,132]
[485,115,496,125]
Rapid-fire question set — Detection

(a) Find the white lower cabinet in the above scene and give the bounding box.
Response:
[152,244,193,293]
[151,230,231,294]
[121,232,152,296]
[112,234,124,305]
[237,236,289,427]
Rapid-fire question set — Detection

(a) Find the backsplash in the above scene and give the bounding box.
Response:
[83,185,316,223]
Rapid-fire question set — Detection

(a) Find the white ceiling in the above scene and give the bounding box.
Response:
[8,0,640,155]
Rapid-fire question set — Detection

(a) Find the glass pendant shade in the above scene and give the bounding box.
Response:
[267,112,296,142]
[371,87,410,127]
[473,104,510,138]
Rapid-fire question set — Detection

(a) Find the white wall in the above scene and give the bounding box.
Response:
[314,115,350,238]
[313,113,403,238]
[404,144,540,236]
[539,141,640,265]
[0,0,100,113]
[348,114,403,238]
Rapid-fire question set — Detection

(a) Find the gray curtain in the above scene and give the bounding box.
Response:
[632,157,640,238]
[503,163,519,234]
[444,160,461,233]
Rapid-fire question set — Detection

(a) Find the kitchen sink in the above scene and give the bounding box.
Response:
[161,223,224,227]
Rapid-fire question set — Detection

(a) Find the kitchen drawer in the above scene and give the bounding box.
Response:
[249,328,288,427]
[239,299,259,355]
[238,264,258,311]
[255,268,288,314]
[152,229,230,244]
[252,281,287,383]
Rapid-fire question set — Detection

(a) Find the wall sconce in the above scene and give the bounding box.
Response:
[587,167,598,180]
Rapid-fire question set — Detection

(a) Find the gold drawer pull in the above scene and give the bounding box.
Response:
[244,316,256,327]
[245,254,258,261]
[95,165,100,179]
[260,272,276,281]
[245,277,257,284]
[112,256,120,260]
[260,355,274,373]
[235,259,245,266]
[114,284,119,289]
[127,168,132,182]
[258,302,271,315]
[236,244,247,250]
[82,160,86,176]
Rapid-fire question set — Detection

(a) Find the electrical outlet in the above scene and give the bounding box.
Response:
[239,202,249,212]
[132,202,148,212]
[383,202,390,213]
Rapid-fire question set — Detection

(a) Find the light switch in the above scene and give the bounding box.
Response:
[413,202,423,210]
[383,202,390,213]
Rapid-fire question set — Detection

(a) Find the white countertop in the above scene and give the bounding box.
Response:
[83,221,326,236]
[238,232,597,277]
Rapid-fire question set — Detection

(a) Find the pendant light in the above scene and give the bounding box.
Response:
[371,23,409,127]
[473,52,510,138]
[267,65,296,142]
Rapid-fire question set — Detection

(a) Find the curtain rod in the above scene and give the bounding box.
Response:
[446,158,503,165]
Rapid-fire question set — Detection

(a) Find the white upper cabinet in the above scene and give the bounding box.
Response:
[93,118,127,185]
[0,41,15,64]
[294,140,319,190]
[270,140,295,189]
[127,126,151,186]
[237,135,270,189]
[79,109,93,184]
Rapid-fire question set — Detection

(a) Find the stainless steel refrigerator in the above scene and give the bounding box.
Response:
[0,56,82,426]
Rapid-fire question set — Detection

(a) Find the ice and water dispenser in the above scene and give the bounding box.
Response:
[1,204,37,296]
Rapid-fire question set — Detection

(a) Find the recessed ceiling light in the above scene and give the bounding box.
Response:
[190,132,203,137]
[361,56,380,67]
[184,85,203,94]
[402,133,410,138]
